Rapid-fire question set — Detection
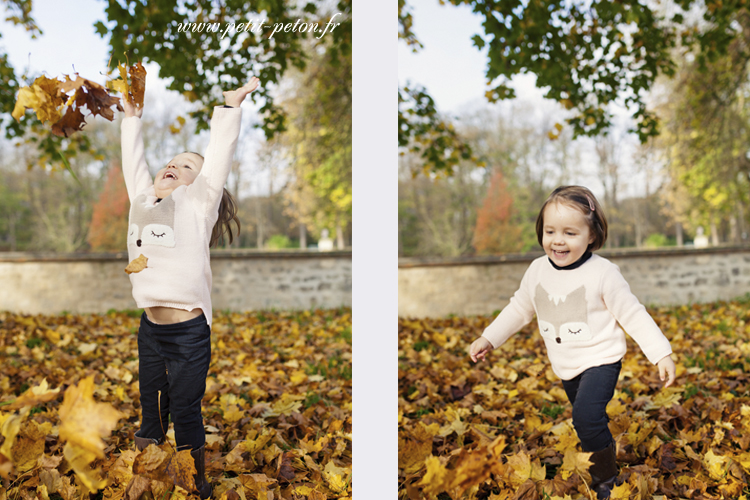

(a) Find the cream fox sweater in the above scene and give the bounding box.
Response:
[482,254,673,380]
[121,107,241,326]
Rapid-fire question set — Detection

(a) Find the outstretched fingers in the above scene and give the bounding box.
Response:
[223,77,261,107]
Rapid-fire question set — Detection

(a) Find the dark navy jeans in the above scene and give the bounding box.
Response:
[561,359,622,453]
[136,312,211,450]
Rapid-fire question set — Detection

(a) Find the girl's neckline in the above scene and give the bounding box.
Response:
[549,250,592,271]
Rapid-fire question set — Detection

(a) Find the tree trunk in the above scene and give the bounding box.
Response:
[336,223,345,250]
[299,223,307,249]
[675,223,683,247]
[737,201,746,242]
[710,221,720,246]
[255,197,264,249]
[635,219,642,248]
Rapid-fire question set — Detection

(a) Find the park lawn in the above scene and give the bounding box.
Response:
[0,308,351,499]
[399,298,750,500]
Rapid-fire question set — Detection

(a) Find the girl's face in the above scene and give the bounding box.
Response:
[542,202,594,267]
[153,153,204,199]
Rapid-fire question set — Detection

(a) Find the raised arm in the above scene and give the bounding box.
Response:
[190,78,260,214]
[121,98,152,201]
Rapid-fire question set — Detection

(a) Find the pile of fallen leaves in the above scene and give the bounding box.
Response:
[399,298,750,499]
[0,308,352,499]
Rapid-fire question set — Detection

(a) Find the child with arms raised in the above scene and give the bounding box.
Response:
[469,186,676,499]
[121,77,259,498]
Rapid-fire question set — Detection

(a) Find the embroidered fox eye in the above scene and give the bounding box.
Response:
[568,328,581,334]
[151,231,166,238]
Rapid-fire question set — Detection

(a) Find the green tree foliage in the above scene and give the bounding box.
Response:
[398,0,750,176]
[97,0,351,138]
[655,21,750,240]
[277,43,351,247]
[0,0,38,136]
[398,84,475,177]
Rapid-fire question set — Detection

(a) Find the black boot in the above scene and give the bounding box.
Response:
[190,445,212,499]
[134,431,163,451]
[589,441,617,499]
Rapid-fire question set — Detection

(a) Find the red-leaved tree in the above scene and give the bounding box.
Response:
[88,163,129,251]
[473,170,523,255]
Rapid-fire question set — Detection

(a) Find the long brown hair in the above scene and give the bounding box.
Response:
[187,152,241,247]
[211,188,241,247]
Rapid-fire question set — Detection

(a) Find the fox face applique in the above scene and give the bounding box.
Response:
[128,194,176,249]
[534,284,592,344]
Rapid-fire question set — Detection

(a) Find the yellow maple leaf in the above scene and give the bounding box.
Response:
[323,461,351,494]
[109,449,138,486]
[0,409,26,463]
[12,75,65,124]
[610,481,633,499]
[703,449,729,480]
[12,86,40,122]
[164,449,197,492]
[420,455,448,495]
[106,62,130,96]
[559,449,592,481]
[398,436,433,475]
[263,393,304,417]
[438,407,470,437]
[507,451,546,486]
[644,387,682,410]
[242,428,275,455]
[11,420,52,473]
[63,442,107,491]
[219,393,245,423]
[239,473,276,498]
[58,376,125,458]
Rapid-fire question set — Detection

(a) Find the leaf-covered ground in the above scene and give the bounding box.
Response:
[0,308,352,499]
[398,298,750,500]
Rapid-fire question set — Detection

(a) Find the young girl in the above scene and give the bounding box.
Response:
[469,186,676,500]
[121,77,259,499]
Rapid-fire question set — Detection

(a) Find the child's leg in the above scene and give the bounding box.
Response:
[157,314,212,450]
[137,313,171,440]
[561,360,621,452]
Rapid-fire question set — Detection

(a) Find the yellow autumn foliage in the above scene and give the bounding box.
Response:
[0,308,351,498]
[399,297,750,498]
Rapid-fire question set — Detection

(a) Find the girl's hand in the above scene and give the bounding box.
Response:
[122,98,143,118]
[470,337,493,363]
[657,355,676,388]
[223,77,260,108]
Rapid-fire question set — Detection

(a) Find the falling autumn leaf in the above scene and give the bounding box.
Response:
[107,61,146,108]
[13,62,144,139]
[125,254,148,274]
[58,376,124,458]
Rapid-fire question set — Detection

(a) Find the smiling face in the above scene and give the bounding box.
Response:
[153,152,204,199]
[542,202,594,267]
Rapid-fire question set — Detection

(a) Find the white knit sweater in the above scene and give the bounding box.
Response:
[482,254,673,380]
[121,107,242,326]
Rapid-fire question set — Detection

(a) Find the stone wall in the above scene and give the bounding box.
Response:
[398,246,750,318]
[0,250,351,314]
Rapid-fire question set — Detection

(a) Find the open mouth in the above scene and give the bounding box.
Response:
[552,250,569,258]
[164,171,177,180]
